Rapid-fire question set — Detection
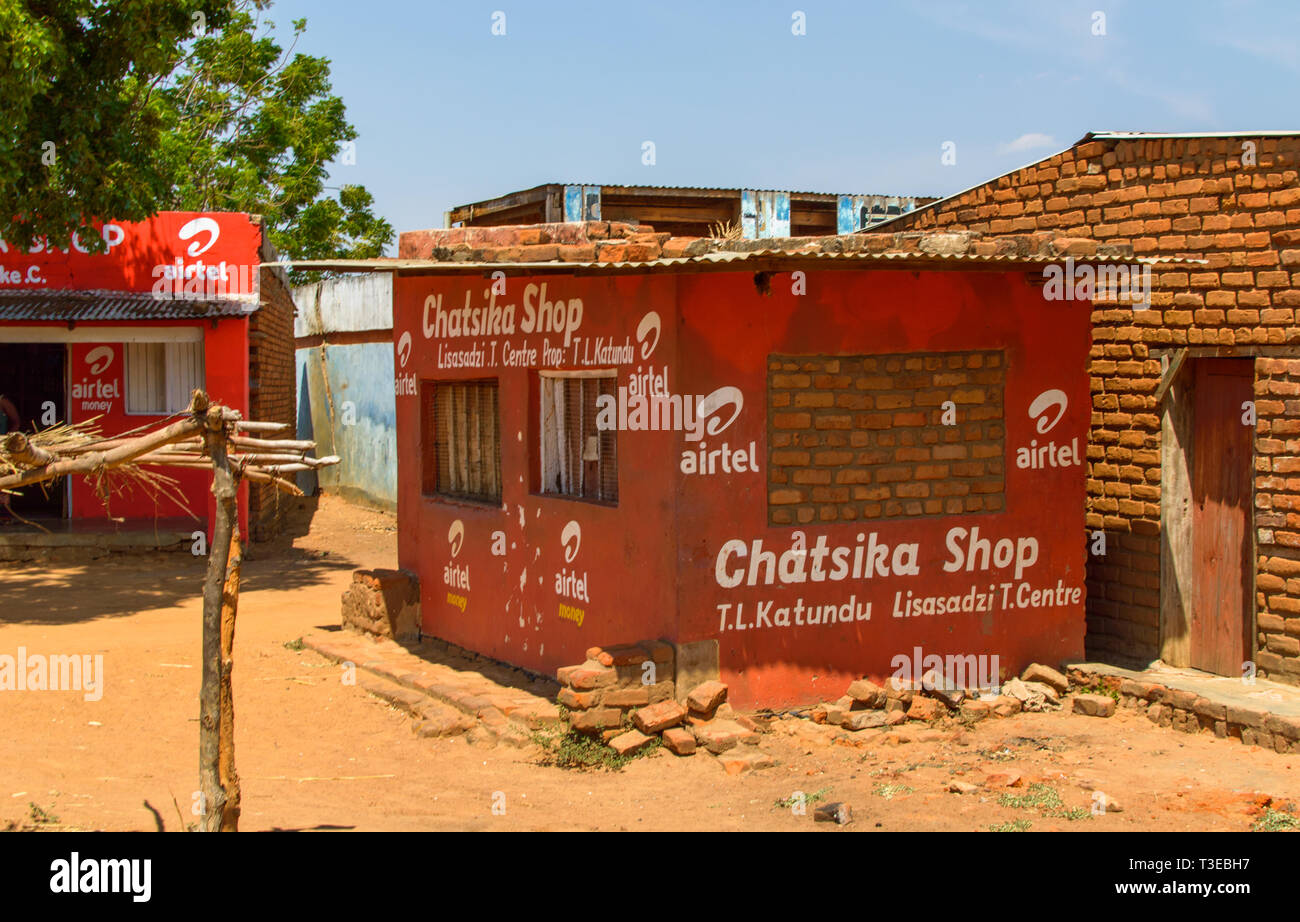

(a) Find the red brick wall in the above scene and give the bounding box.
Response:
[767,350,1006,523]
[877,135,1300,683]
[248,266,297,541]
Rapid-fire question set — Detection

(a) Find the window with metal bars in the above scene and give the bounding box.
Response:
[539,371,618,503]
[421,379,502,503]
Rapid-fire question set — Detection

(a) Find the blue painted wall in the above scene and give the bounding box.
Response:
[295,341,397,508]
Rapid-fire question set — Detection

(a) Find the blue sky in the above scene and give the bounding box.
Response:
[262,0,1299,250]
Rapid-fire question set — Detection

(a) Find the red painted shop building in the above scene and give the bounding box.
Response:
[388,225,1115,708]
[0,212,296,540]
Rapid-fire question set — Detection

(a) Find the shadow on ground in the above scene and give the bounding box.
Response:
[0,497,364,625]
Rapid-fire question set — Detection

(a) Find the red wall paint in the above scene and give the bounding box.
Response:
[672,270,1089,708]
[0,213,261,296]
[395,274,681,673]
[394,268,1089,708]
[19,318,253,536]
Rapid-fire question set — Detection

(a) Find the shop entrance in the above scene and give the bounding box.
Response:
[0,343,67,518]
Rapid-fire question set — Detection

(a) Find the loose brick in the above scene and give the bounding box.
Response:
[632,699,687,734]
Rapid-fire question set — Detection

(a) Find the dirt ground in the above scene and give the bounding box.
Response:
[0,494,1296,832]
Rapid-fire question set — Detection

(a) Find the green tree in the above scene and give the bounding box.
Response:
[1,0,392,269]
[0,0,233,251]
[157,2,392,271]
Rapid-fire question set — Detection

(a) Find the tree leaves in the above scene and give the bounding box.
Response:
[1,0,392,274]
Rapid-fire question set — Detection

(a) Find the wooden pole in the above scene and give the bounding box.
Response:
[0,389,340,835]
[199,404,237,832]
[218,519,242,832]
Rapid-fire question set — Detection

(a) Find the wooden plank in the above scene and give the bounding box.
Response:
[598,185,741,200]
[599,203,736,225]
[1187,358,1255,676]
[446,184,554,223]
[1160,368,1195,667]
[790,209,836,229]
[1153,347,1188,406]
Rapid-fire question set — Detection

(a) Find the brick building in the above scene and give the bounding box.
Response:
[246,258,298,540]
[0,212,297,542]
[294,221,1170,708]
[868,130,1300,685]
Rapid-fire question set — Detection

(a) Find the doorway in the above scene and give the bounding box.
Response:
[1160,356,1255,675]
[0,343,68,518]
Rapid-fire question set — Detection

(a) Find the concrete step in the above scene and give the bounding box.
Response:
[358,675,478,738]
[305,630,560,744]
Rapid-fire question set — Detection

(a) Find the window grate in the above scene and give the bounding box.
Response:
[540,372,617,503]
[421,379,502,503]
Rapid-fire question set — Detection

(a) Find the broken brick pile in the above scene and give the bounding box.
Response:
[398,220,1143,266]
[341,568,421,641]
[558,645,772,772]
[811,662,1079,730]
[556,641,677,740]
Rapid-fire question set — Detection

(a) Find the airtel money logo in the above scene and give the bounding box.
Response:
[556,520,589,619]
[1017,388,1080,470]
[443,519,470,605]
[71,346,119,411]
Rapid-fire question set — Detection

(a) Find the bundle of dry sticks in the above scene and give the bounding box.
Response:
[0,389,337,499]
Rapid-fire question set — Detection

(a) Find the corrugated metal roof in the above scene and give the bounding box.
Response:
[0,289,258,322]
[452,182,934,208]
[1080,130,1300,143]
[267,249,1199,276]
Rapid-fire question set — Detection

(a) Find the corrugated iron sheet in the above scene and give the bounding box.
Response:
[1081,130,1300,143]
[268,249,1201,276]
[0,289,258,322]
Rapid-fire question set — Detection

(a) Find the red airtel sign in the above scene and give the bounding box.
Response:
[0,212,261,296]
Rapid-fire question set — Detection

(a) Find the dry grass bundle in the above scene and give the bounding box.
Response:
[1,417,192,519]
[708,219,744,240]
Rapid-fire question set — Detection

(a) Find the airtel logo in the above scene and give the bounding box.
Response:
[695,386,743,440]
[1028,389,1067,434]
[448,519,465,558]
[397,331,412,368]
[85,346,114,375]
[636,311,661,360]
[561,520,581,563]
[178,217,221,257]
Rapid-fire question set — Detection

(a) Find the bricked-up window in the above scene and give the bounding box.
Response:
[539,371,618,503]
[421,379,502,503]
[768,351,1005,524]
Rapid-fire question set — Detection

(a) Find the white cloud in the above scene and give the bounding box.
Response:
[999,132,1059,154]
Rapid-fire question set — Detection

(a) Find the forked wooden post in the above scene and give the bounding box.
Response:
[199,400,240,832]
[219,522,243,832]
[0,388,338,832]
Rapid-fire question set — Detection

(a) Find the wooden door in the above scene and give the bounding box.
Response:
[1188,358,1254,675]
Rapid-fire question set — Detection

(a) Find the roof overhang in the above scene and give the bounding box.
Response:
[264,249,1198,278]
[0,289,259,322]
